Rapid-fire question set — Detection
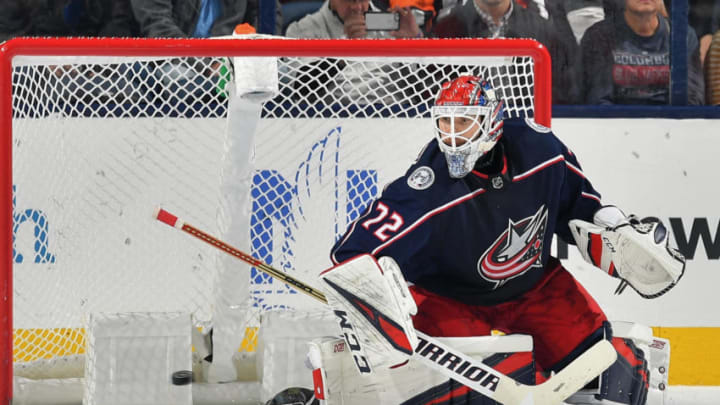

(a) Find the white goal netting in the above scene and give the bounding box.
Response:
[2,37,550,399]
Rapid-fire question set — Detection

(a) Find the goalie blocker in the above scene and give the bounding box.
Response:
[319,254,419,374]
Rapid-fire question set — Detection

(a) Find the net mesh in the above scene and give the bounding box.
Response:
[266,56,535,118]
[8,42,542,380]
[11,57,229,378]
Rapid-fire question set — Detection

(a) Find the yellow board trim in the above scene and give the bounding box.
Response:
[652,327,720,386]
[15,326,719,385]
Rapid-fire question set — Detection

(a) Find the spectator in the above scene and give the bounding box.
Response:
[707,30,720,104]
[86,0,139,37]
[130,0,282,38]
[1,1,41,42]
[285,0,420,39]
[280,0,325,35]
[129,0,281,105]
[284,0,422,105]
[432,0,582,104]
[581,0,705,105]
[505,1,578,48]
[534,0,583,65]
[689,0,720,67]
[1,0,140,109]
[0,0,137,42]
[522,0,626,45]
[372,0,440,35]
[560,0,604,43]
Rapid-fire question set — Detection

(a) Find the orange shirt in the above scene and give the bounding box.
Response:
[389,0,435,14]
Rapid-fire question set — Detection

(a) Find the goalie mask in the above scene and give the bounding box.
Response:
[432,76,504,178]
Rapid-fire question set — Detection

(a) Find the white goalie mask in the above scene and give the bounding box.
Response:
[431,76,504,178]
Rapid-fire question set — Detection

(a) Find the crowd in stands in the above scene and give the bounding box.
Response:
[581,0,705,104]
[1,0,719,106]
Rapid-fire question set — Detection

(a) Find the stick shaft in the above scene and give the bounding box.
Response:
[155,208,327,303]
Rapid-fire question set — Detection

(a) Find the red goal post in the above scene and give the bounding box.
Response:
[0,36,551,403]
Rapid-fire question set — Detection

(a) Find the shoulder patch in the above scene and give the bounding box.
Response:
[407,166,435,190]
[524,117,551,133]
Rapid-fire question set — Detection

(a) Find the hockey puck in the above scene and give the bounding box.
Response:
[171,370,193,385]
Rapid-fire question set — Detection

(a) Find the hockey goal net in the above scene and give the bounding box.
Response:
[0,36,550,402]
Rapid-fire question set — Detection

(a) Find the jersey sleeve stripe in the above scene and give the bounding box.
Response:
[512,155,565,182]
[581,191,601,203]
[370,188,487,256]
[331,200,380,264]
[564,161,586,178]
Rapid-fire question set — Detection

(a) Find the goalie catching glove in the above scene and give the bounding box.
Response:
[570,206,685,298]
[319,254,418,375]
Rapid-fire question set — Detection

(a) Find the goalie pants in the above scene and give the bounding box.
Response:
[409,257,648,405]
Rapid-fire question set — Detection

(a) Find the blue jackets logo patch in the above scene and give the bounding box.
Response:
[478,205,548,287]
[407,166,435,190]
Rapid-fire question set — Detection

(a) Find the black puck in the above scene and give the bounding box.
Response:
[171,370,193,385]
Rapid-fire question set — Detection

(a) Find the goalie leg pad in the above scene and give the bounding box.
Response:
[310,334,534,405]
[402,351,535,405]
[597,337,649,405]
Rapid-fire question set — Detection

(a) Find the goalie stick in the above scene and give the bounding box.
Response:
[155,207,616,405]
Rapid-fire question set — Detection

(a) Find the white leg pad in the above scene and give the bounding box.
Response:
[611,321,670,404]
[308,334,533,404]
[645,336,670,405]
[611,321,654,345]
[566,321,670,405]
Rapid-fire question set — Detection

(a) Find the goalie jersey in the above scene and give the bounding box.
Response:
[330,118,602,305]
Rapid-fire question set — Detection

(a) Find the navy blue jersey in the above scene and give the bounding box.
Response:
[330,118,602,306]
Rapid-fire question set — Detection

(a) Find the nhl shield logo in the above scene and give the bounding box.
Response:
[408,166,435,190]
[491,176,504,189]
